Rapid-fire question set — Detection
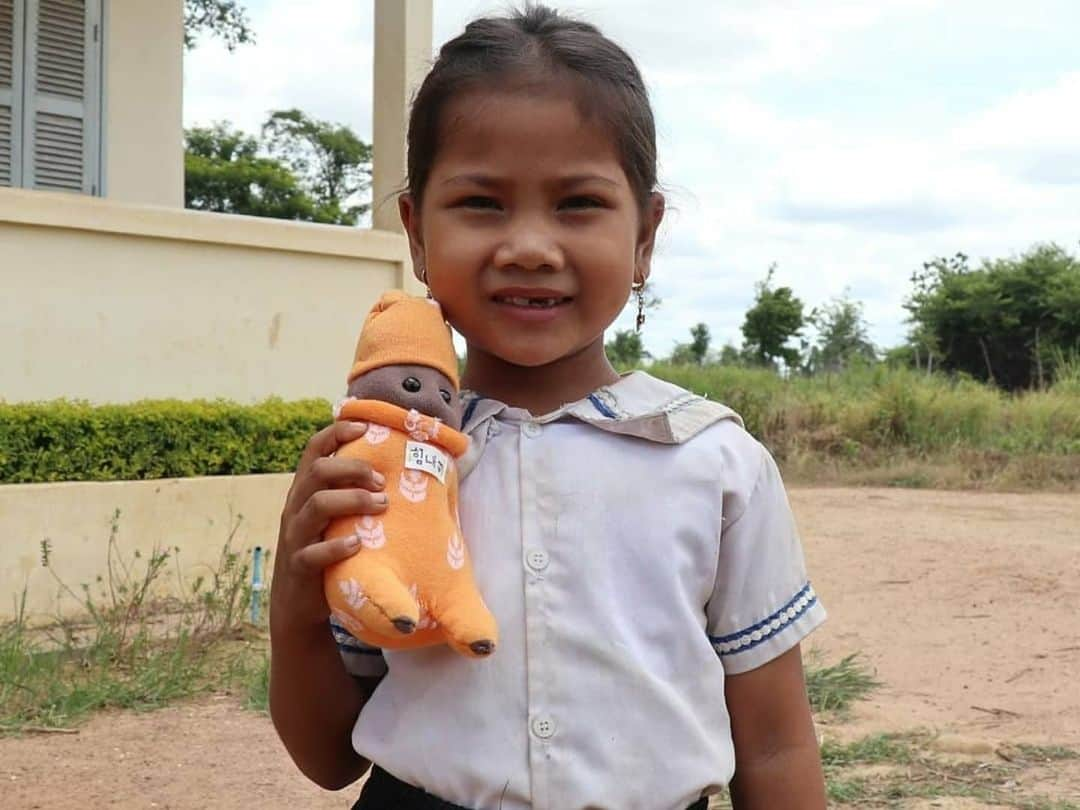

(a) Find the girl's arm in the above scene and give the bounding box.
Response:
[269,420,389,790]
[270,619,380,789]
[725,644,826,810]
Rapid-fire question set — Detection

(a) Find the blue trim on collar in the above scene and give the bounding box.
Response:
[462,396,482,428]
[587,393,618,419]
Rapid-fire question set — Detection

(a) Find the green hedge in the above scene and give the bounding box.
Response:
[5,363,1078,484]
[0,399,332,484]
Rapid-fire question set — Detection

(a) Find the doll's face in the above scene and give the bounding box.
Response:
[347,364,462,430]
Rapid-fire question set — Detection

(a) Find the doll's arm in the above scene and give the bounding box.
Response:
[725,644,825,809]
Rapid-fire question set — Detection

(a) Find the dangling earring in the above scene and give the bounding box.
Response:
[632,280,646,332]
[416,259,432,299]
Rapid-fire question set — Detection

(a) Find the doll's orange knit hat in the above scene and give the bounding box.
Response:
[347,291,460,390]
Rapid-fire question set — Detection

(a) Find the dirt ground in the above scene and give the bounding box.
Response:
[2,486,1078,809]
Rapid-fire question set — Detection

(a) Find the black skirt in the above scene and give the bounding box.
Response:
[353,765,711,810]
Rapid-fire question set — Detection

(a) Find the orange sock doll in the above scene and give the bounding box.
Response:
[323,292,498,658]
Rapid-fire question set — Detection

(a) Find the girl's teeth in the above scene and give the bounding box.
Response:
[504,297,561,308]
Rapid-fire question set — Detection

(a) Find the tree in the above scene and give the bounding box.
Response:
[688,323,711,364]
[605,330,649,367]
[905,245,1080,389]
[184,112,373,226]
[805,292,876,374]
[669,322,711,365]
[262,109,373,225]
[718,343,742,366]
[184,123,315,220]
[184,0,254,51]
[741,265,805,369]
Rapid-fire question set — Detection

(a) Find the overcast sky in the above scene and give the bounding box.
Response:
[184,1,1080,357]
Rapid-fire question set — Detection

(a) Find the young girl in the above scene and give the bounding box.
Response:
[269,5,827,809]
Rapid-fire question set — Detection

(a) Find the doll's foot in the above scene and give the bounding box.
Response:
[393,617,417,634]
[469,640,495,656]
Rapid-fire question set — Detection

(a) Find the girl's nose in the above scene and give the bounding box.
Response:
[493,220,564,273]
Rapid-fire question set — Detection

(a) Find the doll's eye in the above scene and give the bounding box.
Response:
[402,377,422,393]
[439,389,452,404]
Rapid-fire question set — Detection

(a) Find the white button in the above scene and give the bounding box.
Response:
[522,422,542,438]
[531,715,557,739]
[526,549,549,572]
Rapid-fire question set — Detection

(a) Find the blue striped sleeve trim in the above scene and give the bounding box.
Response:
[339,644,384,657]
[587,393,618,419]
[709,583,818,657]
[329,617,383,656]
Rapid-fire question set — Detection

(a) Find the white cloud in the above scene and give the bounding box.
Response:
[184,0,375,136]
[183,0,1080,359]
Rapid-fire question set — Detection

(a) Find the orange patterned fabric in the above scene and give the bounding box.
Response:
[323,399,497,657]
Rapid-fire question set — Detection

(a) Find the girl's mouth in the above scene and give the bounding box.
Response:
[493,295,572,309]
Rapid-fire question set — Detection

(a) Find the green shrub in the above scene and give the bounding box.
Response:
[0,399,331,484]
[645,363,1080,459]
[3,363,1078,485]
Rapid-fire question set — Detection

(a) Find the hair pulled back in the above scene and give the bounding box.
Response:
[406,3,657,210]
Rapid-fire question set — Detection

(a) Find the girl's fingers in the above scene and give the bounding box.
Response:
[290,488,389,545]
[295,420,369,480]
[291,533,364,576]
[287,455,386,518]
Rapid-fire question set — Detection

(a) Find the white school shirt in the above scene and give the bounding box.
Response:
[331,371,826,810]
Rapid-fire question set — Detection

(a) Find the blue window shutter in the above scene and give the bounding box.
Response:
[22,0,100,194]
[0,0,21,187]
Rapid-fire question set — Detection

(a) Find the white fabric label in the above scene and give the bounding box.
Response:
[404,441,449,484]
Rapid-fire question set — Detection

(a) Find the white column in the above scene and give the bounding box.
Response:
[372,0,432,295]
[104,0,184,206]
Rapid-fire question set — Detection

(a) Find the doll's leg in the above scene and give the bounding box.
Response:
[433,583,499,658]
[336,557,421,635]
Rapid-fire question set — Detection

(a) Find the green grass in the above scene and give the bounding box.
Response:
[814,733,1080,809]
[646,362,1080,490]
[805,652,880,715]
[820,732,918,767]
[0,511,269,734]
[1013,744,1080,763]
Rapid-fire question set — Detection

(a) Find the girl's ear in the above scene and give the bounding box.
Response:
[398,194,426,280]
[635,192,666,283]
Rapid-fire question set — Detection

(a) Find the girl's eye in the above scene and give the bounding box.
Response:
[439,389,452,404]
[458,196,501,210]
[402,377,422,393]
[560,195,605,210]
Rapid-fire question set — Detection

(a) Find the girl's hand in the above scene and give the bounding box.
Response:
[271,420,388,633]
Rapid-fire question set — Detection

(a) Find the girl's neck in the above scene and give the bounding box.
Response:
[462,338,621,416]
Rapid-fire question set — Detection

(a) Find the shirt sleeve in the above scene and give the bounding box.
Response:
[705,439,826,675]
[329,616,388,678]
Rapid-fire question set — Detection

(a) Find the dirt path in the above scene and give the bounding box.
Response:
[802,486,1080,806]
[2,487,1078,809]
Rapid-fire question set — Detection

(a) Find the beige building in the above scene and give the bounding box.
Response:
[0,0,434,619]
[1,0,431,404]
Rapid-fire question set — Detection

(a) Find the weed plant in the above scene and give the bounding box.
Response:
[0,510,268,733]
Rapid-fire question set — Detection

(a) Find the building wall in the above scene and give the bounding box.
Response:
[0,474,292,621]
[102,0,184,207]
[0,189,409,403]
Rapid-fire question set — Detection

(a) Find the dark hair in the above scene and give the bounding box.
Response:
[406,3,657,210]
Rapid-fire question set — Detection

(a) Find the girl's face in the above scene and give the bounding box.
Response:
[400,88,663,379]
